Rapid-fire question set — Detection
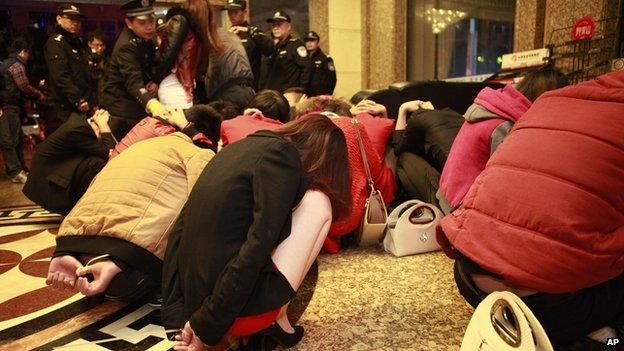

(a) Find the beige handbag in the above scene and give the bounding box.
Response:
[460,291,554,351]
[383,200,443,257]
[352,119,388,246]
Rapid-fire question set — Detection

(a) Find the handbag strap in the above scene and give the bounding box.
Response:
[352,119,375,192]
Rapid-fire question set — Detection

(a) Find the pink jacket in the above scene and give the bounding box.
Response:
[439,85,531,208]
[110,117,211,158]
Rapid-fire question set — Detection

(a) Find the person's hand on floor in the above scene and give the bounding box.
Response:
[46,255,83,289]
[75,260,122,296]
[173,322,232,351]
[174,322,207,351]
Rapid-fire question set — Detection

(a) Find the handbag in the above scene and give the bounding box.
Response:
[352,119,388,246]
[460,291,554,351]
[383,200,443,257]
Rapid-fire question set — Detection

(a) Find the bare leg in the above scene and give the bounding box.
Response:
[75,260,123,296]
[271,190,332,333]
[46,255,83,289]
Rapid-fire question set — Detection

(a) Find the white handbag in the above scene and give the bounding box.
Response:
[460,291,554,351]
[382,200,443,257]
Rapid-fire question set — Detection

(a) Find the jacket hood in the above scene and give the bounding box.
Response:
[471,85,532,122]
[464,103,500,122]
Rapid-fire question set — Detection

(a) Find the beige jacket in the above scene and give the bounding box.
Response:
[58,132,214,260]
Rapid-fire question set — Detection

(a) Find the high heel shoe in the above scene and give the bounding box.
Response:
[259,323,304,348]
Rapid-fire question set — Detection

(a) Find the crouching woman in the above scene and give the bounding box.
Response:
[163,115,351,350]
[45,108,219,300]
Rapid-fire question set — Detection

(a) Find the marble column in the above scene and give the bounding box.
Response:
[309,0,330,53]
[514,0,547,51]
[361,0,408,90]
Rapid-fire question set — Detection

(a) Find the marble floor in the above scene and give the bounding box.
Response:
[0,172,474,351]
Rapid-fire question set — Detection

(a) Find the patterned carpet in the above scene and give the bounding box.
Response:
[0,205,473,351]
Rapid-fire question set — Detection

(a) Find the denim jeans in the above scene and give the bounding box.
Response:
[0,108,25,177]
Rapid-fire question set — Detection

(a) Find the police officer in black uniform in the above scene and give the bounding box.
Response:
[101,0,166,139]
[44,4,94,121]
[264,10,311,94]
[304,31,337,96]
[225,0,274,91]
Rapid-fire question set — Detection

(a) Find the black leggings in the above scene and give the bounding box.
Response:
[454,260,624,346]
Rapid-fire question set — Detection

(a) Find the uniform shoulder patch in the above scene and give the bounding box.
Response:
[328,61,335,71]
[297,46,308,57]
[54,34,63,42]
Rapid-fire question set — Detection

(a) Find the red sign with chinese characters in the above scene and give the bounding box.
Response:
[571,16,596,40]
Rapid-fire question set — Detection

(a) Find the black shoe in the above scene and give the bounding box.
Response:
[259,323,304,348]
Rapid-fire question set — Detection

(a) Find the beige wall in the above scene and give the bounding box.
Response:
[321,0,407,99]
[327,0,364,99]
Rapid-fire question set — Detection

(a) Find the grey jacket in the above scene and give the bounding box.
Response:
[205,28,253,99]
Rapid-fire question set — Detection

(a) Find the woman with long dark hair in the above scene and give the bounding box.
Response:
[163,115,351,350]
[154,0,221,108]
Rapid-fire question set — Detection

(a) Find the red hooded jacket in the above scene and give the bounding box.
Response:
[438,71,624,293]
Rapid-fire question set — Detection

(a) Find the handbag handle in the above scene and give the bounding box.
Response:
[408,204,437,225]
[352,119,376,193]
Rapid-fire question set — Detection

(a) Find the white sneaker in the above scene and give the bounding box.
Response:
[10,170,27,184]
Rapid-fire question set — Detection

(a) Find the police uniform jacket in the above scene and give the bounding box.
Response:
[44,26,94,117]
[308,48,336,96]
[264,35,311,93]
[101,27,156,121]
[234,21,274,90]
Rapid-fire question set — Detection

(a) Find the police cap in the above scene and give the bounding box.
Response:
[266,10,291,23]
[225,0,247,11]
[304,31,320,41]
[57,3,85,18]
[121,0,155,19]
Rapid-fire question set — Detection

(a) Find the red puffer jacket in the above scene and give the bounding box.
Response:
[438,70,624,293]
[325,117,396,253]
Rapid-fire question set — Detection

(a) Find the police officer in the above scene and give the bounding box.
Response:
[225,0,274,91]
[44,4,94,121]
[304,31,336,96]
[101,0,166,139]
[264,10,311,94]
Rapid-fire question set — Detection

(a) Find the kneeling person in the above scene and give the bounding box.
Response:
[23,109,115,215]
[46,108,219,300]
